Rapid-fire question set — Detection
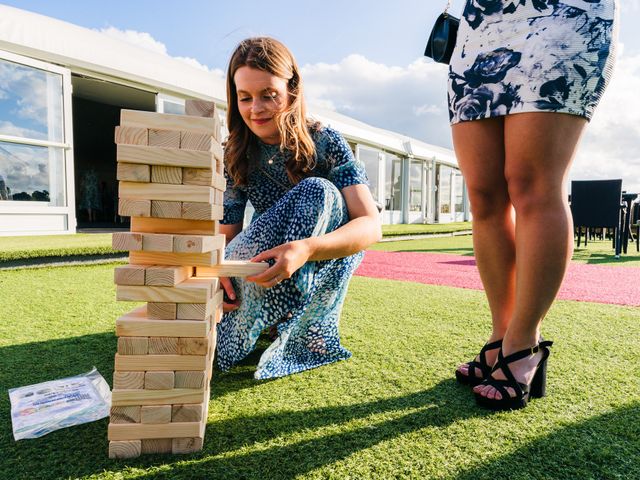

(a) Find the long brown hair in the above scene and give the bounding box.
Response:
[225,37,318,186]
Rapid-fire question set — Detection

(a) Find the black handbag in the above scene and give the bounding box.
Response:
[424,2,459,65]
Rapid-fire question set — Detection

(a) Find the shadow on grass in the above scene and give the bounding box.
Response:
[453,402,640,480]
[573,251,640,265]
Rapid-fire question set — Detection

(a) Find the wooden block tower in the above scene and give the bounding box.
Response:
[107,101,253,458]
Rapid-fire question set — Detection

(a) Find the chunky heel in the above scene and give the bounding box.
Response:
[455,339,503,387]
[474,340,553,411]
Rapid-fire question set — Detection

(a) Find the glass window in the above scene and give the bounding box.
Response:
[409,160,423,212]
[455,173,464,213]
[385,153,402,211]
[439,165,452,214]
[358,146,380,202]
[0,59,64,142]
[0,141,65,205]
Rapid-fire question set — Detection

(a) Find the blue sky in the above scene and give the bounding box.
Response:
[3,1,640,191]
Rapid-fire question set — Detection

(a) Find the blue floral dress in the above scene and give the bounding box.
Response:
[448,0,618,124]
[217,125,369,379]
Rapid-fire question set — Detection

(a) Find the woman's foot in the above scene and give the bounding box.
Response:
[455,337,503,386]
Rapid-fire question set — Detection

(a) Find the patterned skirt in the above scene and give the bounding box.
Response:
[216,177,363,379]
[448,0,618,124]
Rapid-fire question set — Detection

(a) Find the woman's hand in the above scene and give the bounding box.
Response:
[220,277,239,312]
[246,240,312,288]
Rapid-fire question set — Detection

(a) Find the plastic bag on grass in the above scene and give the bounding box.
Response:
[9,367,111,440]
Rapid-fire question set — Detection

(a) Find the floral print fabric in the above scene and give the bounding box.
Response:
[448,0,618,124]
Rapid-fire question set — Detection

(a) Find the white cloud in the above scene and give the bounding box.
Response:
[302,53,640,193]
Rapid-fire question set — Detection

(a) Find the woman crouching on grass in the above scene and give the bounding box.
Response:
[216,37,381,379]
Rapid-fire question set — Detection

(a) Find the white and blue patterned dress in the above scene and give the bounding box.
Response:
[448,0,618,124]
[217,125,369,379]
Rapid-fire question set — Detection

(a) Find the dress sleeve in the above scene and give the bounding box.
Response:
[322,127,369,190]
[221,169,247,225]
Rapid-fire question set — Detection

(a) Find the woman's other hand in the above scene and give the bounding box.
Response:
[246,240,311,288]
[220,276,239,312]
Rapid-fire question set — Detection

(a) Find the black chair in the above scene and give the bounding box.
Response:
[570,179,624,257]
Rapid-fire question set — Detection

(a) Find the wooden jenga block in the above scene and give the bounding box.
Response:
[174,371,205,389]
[148,129,181,148]
[142,233,174,252]
[119,181,214,204]
[151,165,182,184]
[141,439,172,454]
[118,337,148,355]
[114,265,146,286]
[180,131,213,151]
[141,405,172,424]
[112,232,143,251]
[173,234,224,254]
[117,316,210,338]
[148,337,179,355]
[151,200,182,219]
[216,159,224,175]
[145,371,175,389]
[145,265,192,286]
[110,406,141,424]
[117,163,150,182]
[172,437,203,454]
[108,421,206,441]
[129,250,219,268]
[181,203,223,221]
[121,109,217,136]
[117,145,214,169]
[185,98,218,119]
[171,404,204,423]
[178,337,208,355]
[114,126,148,145]
[118,198,151,217]
[215,190,224,205]
[196,261,269,278]
[176,302,212,321]
[109,440,142,459]
[112,388,206,407]
[117,277,216,304]
[181,169,226,191]
[113,371,145,390]
[131,217,219,235]
[147,302,177,320]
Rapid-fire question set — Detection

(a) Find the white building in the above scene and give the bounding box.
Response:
[0,5,468,236]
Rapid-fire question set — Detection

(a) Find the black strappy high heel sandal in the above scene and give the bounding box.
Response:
[455,339,503,387]
[474,340,553,410]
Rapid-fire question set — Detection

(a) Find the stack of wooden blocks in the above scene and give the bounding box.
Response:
[107,102,234,458]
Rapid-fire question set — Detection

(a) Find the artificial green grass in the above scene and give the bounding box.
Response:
[0,234,123,262]
[374,235,640,267]
[1,264,639,479]
[381,222,471,237]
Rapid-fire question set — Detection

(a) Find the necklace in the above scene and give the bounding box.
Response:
[266,150,278,165]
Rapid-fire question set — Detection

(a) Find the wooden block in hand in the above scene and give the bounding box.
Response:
[196,260,269,278]
[113,371,145,390]
[173,234,224,254]
[144,371,175,390]
[141,405,171,424]
[148,337,179,355]
[147,302,177,320]
[118,337,148,355]
[114,265,146,286]
[141,438,172,454]
[171,403,204,423]
[151,200,182,219]
[142,233,173,252]
[117,163,150,182]
[112,232,143,251]
[172,436,204,454]
[131,217,219,235]
[174,371,205,389]
[145,265,192,286]
[114,126,148,145]
[109,440,141,459]
[118,198,151,217]
[151,165,182,184]
[110,406,141,424]
[148,129,180,148]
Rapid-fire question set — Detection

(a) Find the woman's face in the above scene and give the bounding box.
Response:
[234,66,289,145]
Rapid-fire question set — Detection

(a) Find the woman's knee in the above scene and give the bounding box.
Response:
[466,186,511,221]
[506,173,562,216]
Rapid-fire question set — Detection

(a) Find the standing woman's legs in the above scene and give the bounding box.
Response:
[475,112,587,400]
[451,117,516,379]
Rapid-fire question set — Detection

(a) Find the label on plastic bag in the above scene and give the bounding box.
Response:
[9,367,111,440]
